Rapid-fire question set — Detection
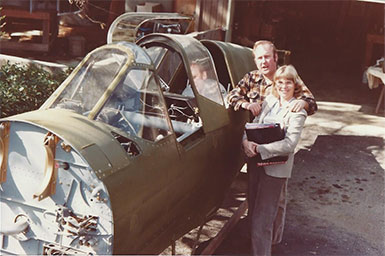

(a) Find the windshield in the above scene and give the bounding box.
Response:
[49,45,173,142]
[95,69,173,142]
[146,46,184,93]
[50,48,128,115]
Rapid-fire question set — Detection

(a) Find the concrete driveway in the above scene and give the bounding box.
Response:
[270,101,385,256]
[162,101,385,256]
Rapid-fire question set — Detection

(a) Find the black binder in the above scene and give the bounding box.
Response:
[245,123,288,166]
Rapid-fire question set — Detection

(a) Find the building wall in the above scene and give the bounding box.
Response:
[125,0,174,12]
[230,0,384,62]
[174,0,229,32]
[197,0,228,31]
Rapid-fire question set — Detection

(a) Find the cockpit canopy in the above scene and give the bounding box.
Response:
[42,43,173,142]
[41,35,233,143]
[139,34,226,106]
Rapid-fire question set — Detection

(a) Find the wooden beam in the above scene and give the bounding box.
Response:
[200,200,248,255]
[1,9,55,20]
[0,41,50,52]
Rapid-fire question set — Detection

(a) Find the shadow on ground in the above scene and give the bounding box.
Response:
[197,135,385,256]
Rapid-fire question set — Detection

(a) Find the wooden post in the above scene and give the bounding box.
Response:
[194,0,202,31]
[171,240,176,255]
[191,223,205,255]
[375,85,385,114]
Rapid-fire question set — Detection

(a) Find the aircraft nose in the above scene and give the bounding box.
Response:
[0,120,114,255]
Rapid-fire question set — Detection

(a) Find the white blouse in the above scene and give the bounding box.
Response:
[262,97,295,124]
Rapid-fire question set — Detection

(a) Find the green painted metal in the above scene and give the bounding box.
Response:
[201,39,257,88]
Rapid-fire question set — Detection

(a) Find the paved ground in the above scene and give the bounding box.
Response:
[162,101,385,256]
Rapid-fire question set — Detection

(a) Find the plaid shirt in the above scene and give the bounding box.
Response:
[227,70,317,115]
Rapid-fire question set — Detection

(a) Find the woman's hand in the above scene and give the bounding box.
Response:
[242,140,258,158]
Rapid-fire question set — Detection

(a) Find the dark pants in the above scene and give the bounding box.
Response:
[247,161,287,256]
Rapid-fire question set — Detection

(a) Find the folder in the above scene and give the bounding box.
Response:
[245,123,288,166]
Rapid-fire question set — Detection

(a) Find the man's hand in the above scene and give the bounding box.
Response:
[242,140,258,158]
[242,102,262,116]
[290,99,308,112]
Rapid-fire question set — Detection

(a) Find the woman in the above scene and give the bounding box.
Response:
[242,65,308,256]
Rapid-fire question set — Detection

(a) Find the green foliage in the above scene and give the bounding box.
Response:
[0,62,72,117]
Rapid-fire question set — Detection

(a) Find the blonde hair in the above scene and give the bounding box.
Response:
[272,65,304,99]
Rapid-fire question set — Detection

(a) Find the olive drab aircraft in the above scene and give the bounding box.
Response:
[0,33,256,255]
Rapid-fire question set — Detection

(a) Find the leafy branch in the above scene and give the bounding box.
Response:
[0,62,73,117]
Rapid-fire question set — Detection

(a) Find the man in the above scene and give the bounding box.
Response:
[183,62,227,105]
[227,40,317,116]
